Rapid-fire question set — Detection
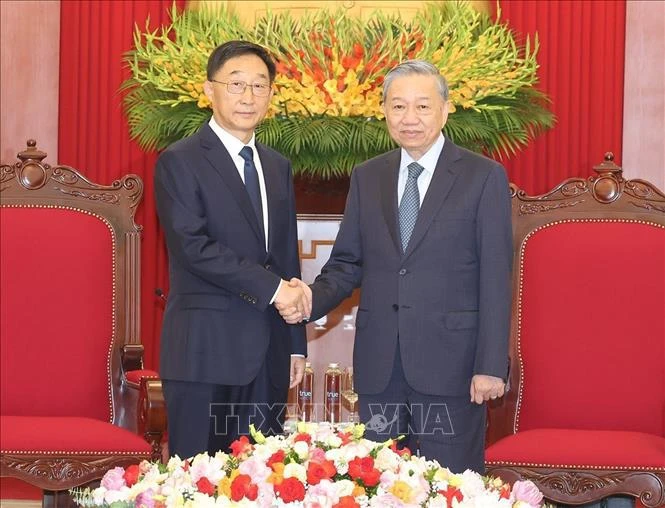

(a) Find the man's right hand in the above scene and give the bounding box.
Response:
[274,278,312,324]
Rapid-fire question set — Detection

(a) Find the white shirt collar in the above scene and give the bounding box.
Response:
[399,133,445,174]
[208,117,257,158]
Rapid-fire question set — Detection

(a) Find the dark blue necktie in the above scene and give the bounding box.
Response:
[239,146,265,241]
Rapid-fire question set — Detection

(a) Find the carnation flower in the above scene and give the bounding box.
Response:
[511,480,544,507]
[100,467,126,491]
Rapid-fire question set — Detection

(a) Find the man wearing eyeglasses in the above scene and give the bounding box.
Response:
[154,40,308,459]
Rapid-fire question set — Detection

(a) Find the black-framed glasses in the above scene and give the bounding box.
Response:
[210,79,271,97]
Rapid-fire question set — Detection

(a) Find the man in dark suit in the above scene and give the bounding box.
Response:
[282,60,512,473]
[154,41,309,459]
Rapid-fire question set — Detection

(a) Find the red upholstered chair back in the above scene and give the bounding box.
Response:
[0,141,143,426]
[1,208,114,420]
[516,220,664,435]
[487,154,665,444]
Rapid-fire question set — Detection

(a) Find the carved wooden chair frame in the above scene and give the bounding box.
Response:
[486,154,665,507]
[0,141,166,502]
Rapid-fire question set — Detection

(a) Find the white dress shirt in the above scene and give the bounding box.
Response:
[208,117,269,251]
[397,133,446,206]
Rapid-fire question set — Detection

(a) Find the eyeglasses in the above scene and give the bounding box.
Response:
[210,79,272,97]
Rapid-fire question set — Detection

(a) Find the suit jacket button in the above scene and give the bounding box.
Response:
[399,268,407,275]
[392,304,399,311]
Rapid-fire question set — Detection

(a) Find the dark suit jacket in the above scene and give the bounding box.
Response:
[154,123,306,395]
[310,139,512,396]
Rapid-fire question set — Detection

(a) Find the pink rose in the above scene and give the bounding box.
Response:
[512,480,544,506]
[100,467,126,490]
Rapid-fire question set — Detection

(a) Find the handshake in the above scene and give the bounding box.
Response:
[274,278,312,324]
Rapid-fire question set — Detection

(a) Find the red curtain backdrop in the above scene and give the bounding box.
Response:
[58,0,626,369]
[58,0,184,369]
[495,0,626,194]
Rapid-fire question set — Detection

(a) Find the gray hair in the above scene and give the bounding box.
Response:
[382,60,449,102]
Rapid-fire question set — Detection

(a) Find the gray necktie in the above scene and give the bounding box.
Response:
[239,146,265,242]
[399,162,425,251]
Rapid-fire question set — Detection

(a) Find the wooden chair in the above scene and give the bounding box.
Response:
[486,154,665,507]
[0,140,166,506]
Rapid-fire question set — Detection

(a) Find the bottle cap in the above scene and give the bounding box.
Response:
[328,362,339,368]
[305,361,312,368]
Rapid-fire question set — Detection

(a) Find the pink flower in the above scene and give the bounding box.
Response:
[512,480,544,506]
[135,488,156,508]
[310,447,327,462]
[100,467,126,490]
[239,456,272,483]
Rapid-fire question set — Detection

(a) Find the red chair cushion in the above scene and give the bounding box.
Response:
[517,222,665,435]
[1,208,114,421]
[125,369,160,387]
[486,428,665,470]
[0,416,152,455]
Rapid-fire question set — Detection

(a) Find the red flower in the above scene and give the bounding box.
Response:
[230,474,258,501]
[293,432,312,445]
[275,477,306,503]
[229,435,253,457]
[337,431,352,445]
[348,456,381,487]
[306,459,337,485]
[499,483,511,499]
[122,464,140,487]
[439,485,464,505]
[334,496,361,508]
[267,449,286,470]
[352,43,364,59]
[341,55,361,71]
[196,477,215,496]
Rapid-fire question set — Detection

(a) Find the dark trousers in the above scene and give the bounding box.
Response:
[162,358,287,459]
[359,343,486,473]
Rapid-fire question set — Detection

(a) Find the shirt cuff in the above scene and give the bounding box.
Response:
[269,279,283,305]
[290,354,305,358]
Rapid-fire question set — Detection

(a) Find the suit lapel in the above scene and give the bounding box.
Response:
[199,124,265,245]
[403,139,463,260]
[379,150,402,253]
[256,144,282,253]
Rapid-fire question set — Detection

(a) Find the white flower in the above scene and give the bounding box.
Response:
[339,441,371,461]
[283,462,307,482]
[325,448,349,475]
[458,469,488,499]
[324,434,343,448]
[103,485,130,504]
[374,447,400,472]
[92,486,106,506]
[189,453,227,484]
[293,440,310,460]
[189,492,218,507]
[333,479,355,497]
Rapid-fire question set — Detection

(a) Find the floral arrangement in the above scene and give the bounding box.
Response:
[72,422,545,507]
[123,2,554,177]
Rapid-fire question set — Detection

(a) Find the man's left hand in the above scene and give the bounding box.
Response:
[470,374,505,404]
[290,355,306,388]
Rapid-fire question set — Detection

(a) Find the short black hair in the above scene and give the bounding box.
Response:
[206,40,276,83]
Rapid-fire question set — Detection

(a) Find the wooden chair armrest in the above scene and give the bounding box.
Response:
[138,378,167,462]
[122,344,144,372]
